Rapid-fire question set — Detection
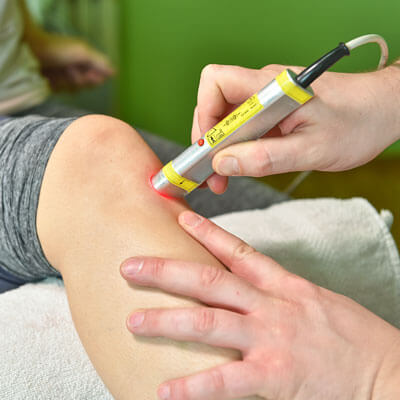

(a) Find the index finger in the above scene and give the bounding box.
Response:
[191,106,228,194]
[120,256,264,314]
[195,64,278,137]
[178,211,288,291]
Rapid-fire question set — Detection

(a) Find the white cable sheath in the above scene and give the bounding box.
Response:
[345,34,389,70]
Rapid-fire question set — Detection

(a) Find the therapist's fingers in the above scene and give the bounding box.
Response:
[196,64,279,135]
[212,129,317,177]
[127,307,258,351]
[191,106,229,194]
[158,361,262,400]
[178,211,288,291]
[206,173,228,194]
[191,65,282,191]
[191,105,202,143]
[120,256,266,313]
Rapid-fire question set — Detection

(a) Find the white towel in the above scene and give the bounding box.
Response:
[0,197,399,399]
[0,278,113,400]
[212,197,400,327]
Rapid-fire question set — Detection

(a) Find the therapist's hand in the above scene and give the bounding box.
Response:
[120,211,400,400]
[192,63,400,194]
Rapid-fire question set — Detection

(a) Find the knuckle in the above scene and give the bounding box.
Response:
[169,380,190,400]
[143,311,156,330]
[278,119,291,136]
[200,63,220,80]
[208,368,225,392]
[267,353,294,381]
[261,63,282,72]
[268,314,295,341]
[199,223,218,247]
[232,241,256,263]
[253,142,273,176]
[200,265,225,288]
[285,274,320,300]
[193,308,217,334]
[271,324,285,340]
[304,138,326,169]
[148,258,166,281]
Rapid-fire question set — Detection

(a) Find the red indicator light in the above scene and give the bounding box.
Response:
[197,139,204,146]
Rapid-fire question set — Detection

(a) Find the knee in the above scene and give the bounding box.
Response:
[36,115,174,267]
[66,115,145,158]
[42,114,166,210]
[55,115,161,188]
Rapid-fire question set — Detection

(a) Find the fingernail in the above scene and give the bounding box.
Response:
[128,312,145,329]
[182,212,203,228]
[121,259,144,277]
[158,385,170,400]
[216,157,240,175]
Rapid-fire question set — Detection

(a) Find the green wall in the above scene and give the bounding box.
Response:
[118,0,400,154]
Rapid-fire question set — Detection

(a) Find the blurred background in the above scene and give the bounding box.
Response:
[26,0,400,244]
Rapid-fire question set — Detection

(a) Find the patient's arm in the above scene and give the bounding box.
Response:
[36,115,257,399]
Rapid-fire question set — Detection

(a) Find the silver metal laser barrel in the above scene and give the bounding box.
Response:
[151,69,313,198]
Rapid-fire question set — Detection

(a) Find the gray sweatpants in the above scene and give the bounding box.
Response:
[0,101,287,293]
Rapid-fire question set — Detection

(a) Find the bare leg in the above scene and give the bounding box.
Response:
[36,115,250,399]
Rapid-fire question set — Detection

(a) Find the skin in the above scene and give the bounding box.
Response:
[119,63,400,398]
[121,211,400,400]
[21,3,400,398]
[36,115,259,400]
[191,63,400,193]
[21,5,257,399]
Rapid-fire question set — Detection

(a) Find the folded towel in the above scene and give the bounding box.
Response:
[0,197,399,399]
[212,197,400,327]
[0,278,113,399]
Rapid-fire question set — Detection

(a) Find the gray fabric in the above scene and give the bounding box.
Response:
[0,0,49,113]
[0,265,27,293]
[0,115,76,282]
[0,101,286,290]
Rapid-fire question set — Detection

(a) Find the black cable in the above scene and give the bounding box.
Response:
[295,42,350,88]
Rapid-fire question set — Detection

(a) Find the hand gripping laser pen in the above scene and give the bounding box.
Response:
[151,34,388,198]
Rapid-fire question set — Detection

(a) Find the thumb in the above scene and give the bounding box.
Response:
[212,132,318,177]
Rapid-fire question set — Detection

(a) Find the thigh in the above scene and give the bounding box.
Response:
[0,115,76,283]
[35,115,259,399]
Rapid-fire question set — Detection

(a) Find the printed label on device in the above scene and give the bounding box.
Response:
[205,94,264,148]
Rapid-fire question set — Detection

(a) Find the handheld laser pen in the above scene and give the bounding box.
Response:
[151,35,388,198]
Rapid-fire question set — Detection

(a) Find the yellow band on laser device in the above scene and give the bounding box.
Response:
[276,70,313,104]
[162,161,199,193]
[205,94,264,148]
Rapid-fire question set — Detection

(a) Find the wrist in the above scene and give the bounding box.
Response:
[25,29,54,58]
[372,336,400,400]
[372,63,400,143]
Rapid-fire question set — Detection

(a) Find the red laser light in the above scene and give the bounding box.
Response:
[149,173,176,200]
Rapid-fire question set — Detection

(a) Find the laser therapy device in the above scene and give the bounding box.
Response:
[151,34,388,198]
